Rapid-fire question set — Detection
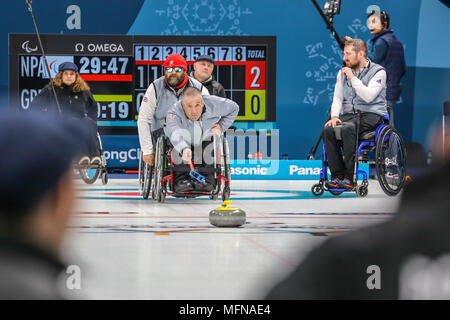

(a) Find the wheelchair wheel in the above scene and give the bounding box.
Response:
[210,194,219,200]
[375,126,407,196]
[152,135,166,202]
[159,187,166,203]
[138,153,152,199]
[101,170,108,185]
[356,185,368,197]
[79,168,101,184]
[222,185,231,201]
[311,184,324,197]
[220,136,231,201]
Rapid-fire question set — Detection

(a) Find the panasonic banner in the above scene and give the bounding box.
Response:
[229,160,369,180]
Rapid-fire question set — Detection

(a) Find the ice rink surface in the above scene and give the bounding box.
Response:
[63,178,402,299]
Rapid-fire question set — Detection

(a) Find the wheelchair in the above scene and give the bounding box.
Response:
[74,132,108,185]
[311,112,407,197]
[139,133,231,203]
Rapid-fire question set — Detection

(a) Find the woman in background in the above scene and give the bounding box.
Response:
[31,61,101,166]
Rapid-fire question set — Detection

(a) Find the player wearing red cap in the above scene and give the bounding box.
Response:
[137,53,209,166]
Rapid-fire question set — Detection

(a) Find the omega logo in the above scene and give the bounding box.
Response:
[75,43,124,53]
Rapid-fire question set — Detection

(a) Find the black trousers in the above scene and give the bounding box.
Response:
[85,117,101,157]
[323,112,383,180]
[173,139,215,185]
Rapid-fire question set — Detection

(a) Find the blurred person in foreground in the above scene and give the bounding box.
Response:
[0,112,89,299]
[266,125,450,299]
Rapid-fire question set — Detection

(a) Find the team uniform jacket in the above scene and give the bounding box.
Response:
[164,95,239,154]
[137,76,209,155]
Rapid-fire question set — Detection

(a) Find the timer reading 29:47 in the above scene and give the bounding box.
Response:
[79,57,129,74]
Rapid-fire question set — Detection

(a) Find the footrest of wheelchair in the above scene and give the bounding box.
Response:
[171,191,211,198]
[328,187,354,192]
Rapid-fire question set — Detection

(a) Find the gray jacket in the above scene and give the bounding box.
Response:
[341,60,388,116]
[164,95,239,153]
[137,76,209,155]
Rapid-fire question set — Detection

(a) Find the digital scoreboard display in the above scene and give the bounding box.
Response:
[9,34,276,134]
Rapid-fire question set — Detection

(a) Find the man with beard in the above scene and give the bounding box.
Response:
[322,39,388,191]
[190,55,226,98]
[138,53,209,166]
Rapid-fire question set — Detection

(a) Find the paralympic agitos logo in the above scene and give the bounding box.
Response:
[22,40,38,53]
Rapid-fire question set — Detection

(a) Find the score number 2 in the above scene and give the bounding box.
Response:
[250,66,261,88]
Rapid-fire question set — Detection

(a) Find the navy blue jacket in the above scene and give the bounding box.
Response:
[370,30,406,101]
[30,83,98,121]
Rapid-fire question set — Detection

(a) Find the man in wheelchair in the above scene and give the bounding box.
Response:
[137,54,209,168]
[323,39,388,190]
[164,87,239,193]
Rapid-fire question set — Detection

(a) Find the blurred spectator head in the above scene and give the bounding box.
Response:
[0,111,88,252]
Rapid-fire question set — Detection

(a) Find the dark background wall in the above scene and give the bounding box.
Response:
[1,0,449,160]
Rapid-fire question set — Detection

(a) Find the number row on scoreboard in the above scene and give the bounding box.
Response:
[135,61,266,90]
[135,46,247,62]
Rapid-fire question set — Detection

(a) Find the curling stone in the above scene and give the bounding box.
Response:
[209,200,246,227]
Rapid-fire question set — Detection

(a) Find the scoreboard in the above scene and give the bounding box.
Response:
[9,34,276,134]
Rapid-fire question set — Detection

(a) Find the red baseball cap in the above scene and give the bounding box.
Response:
[163,53,188,71]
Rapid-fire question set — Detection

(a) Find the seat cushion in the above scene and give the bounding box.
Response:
[360,130,376,141]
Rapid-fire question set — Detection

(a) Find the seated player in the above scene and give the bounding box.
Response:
[164,87,239,192]
[137,54,209,168]
[323,39,388,190]
[30,61,101,166]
